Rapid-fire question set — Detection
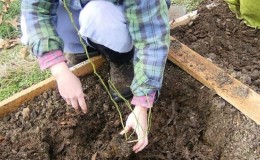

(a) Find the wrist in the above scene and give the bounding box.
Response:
[131,92,156,109]
[50,61,70,77]
[134,105,148,112]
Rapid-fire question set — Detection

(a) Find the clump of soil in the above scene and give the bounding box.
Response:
[97,134,133,159]
[0,2,259,160]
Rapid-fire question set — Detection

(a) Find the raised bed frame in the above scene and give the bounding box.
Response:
[1,11,260,125]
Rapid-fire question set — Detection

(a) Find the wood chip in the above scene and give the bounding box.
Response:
[22,107,30,119]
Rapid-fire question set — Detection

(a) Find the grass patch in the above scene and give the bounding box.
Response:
[0,45,51,101]
[171,0,204,11]
[0,0,21,39]
[0,66,51,101]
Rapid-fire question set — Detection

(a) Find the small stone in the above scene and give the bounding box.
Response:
[43,92,48,99]
[22,108,30,119]
[103,104,109,111]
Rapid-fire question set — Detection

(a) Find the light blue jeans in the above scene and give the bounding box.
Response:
[21,1,133,54]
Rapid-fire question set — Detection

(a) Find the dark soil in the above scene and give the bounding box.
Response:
[0,2,259,160]
[172,2,260,94]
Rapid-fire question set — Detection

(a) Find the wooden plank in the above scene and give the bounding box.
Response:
[170,10,198,28]
[0,56,105,118]
[168,37,260,125]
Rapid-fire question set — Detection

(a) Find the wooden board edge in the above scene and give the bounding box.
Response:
[0,56,105,118]
[170,10,198,29]
[168,37,260,125]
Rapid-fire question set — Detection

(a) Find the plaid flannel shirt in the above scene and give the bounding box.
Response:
[21,0,170,103]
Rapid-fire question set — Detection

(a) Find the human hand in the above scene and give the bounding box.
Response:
[120,106,148,153]
[50,62,87,113]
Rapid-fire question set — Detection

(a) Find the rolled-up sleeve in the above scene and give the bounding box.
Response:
[123,0,170,97]
[21,0,63,57]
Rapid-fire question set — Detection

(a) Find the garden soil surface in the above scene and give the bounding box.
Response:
[0,2,260,160]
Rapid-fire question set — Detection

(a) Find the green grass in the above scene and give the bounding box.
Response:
[0,45,51,101]
[171,0,204,11]
[0,67,51,101]
[0,0,21,39]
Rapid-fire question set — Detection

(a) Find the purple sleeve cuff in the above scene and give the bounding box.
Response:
[131,92,156,108]
[37,50,66,70]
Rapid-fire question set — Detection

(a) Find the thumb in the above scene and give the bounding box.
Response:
[120,125,131,135]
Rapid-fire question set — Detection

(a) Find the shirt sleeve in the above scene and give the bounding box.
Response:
[21,0,63,57]
[38,50,66,70]
[123,0,170,97]
[131,92,156,108]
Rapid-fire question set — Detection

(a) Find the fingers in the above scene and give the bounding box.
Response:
[133,137,148,153]
[120,110,149,153]
[133,127,148,153]
[70,98,80,110]
[78,95,88,114]
[120,125,131,135]
[65,99,71,105]
[64,94,88,114]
